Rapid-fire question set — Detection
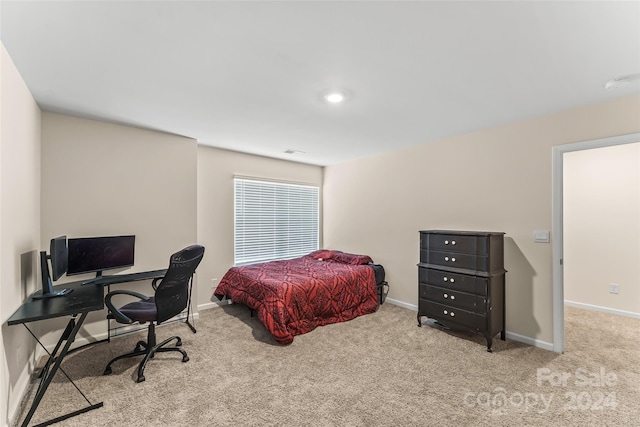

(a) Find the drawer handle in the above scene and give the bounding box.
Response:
[443,276,448,282]
[451,257,456,262]
[450,278,455,283]
[444,240,449,245]
[450,295,456,300]
[452,240,456,245]
[443,293,448,298]
[450,311,455,317]
[444,256,449,261]
[443,310,448,315]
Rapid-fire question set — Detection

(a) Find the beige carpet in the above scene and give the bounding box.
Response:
[13,303,640,426]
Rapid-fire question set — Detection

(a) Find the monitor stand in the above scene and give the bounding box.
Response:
[32,251,72,299]
[82,271,103,286]
[32,288,73,299]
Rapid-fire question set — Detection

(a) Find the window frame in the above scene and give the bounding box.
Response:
[233,177,320,266]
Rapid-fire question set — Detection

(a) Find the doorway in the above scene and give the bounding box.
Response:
[551,132,640,353]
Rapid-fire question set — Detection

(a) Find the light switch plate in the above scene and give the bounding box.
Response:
[534,230,550,243]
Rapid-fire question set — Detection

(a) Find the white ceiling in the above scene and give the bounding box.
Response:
[1,1,639,166]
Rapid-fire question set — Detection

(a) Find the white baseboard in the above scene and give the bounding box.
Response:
[504,331,554,352]
[385,298,553,351]
[564,300,640,319]
[198,299,233,312]
[198,301,227,311]
[385,297,417,311]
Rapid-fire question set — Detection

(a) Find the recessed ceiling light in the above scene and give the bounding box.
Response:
[322,90,350,104]
[325,92,345,103]
[604,73,640,89]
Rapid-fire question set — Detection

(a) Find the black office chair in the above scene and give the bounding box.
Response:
[103,244,205,382]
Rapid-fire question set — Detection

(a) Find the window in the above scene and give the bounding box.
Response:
[234,177,319,265]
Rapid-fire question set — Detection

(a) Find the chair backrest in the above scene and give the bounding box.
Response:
[155,245,205,324]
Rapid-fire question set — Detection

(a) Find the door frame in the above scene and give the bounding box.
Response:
[551,132,640,353]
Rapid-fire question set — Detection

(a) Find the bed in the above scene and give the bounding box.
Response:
[213,250,386,344]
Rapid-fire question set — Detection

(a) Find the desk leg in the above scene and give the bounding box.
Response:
[185,318,196,334]
[35,314,79,383]
[107,284,112,342]
[21,312,103,427]
[185,276,196,333]
[185,301,196,334]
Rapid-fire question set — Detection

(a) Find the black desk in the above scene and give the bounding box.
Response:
[84,269,167,286]
[8,280,104,326]
[7,269,167,427]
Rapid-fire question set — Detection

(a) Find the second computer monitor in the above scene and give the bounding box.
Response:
[67,235,135,277]
[49,235,68,281]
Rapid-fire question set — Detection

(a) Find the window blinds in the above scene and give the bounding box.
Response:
[234,178,319,265]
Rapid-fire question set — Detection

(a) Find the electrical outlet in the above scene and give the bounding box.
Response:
[608,283,620,294]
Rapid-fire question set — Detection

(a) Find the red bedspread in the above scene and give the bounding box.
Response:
[213,253,379,344]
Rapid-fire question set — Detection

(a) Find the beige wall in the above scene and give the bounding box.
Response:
[196,146,323,309]
[564,142,640,314]
[323,94,640,346]
[0,43,42,426]
[40,113,198,345]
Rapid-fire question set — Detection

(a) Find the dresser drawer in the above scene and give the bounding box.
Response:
[419,267,488,295]
[420,232,485,255]
[420,300,486,330]
[420,285,486,312]
[421,250,489,271]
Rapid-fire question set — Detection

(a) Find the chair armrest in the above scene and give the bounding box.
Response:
[151,276,164,291]
[105,290,151,324]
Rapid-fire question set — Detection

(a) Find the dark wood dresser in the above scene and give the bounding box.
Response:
[417,230,506,352]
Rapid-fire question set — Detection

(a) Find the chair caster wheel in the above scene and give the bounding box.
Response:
[176,338,182,347]
[103,367,112,375]
[183,355,189,362]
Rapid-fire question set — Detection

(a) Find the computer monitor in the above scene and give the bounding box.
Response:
[67,235,135,283]
[50,235,68,281]
[32,236,72,299]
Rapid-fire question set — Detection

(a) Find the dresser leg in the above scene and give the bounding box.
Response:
[417,314,422,327]
[500,330,506,341]
[486,337,493,352]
